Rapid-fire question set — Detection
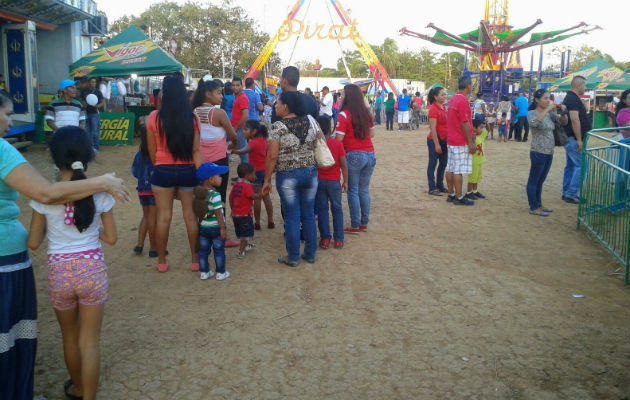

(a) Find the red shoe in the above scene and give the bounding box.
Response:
[344,227,361,234]
[190,262,199,272]
[334,240,344,249]
[359,225,368,232]
[157,263,168,273]
[225,239,240,248]
[319,239,331,249]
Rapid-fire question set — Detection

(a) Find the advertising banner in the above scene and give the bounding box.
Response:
[99,112,134,145]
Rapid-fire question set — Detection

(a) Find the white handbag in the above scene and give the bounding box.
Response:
[308,115,335,168]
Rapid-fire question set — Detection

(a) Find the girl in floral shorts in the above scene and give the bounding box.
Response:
[27,126,117,400]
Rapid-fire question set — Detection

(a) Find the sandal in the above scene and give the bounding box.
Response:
[268,221,275,229]
[254,222,261,230]
[157,263,169,273]
[64,379,82,400]
[529,210,549,217]
[428,189,443,196]
[542,207,553,213]
[277,255,299,267]
[190,263,199,272]
[133,246,142,255]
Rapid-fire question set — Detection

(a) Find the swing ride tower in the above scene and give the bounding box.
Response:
[400,0,600,100]
[246,0,399,96]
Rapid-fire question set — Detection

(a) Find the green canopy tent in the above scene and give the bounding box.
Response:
[426,83,454,95]
[69,26,182,77]
[548,58,630,91]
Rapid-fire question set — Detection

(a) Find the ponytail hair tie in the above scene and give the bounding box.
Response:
[71,161,84,170]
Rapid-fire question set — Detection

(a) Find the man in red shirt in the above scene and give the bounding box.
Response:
[445,75,476,206]
[231,77,249,164]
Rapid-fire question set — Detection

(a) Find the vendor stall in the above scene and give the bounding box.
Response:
[68,25,183,145]
[549,58,630,129]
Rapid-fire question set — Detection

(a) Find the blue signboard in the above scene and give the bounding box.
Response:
[6,30,28,114]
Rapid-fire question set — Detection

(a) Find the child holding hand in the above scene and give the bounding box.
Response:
[466,119,488,199]
[195,162,230,281]
[315,116,348,249]
[229,163,262,258]
[498,112,508,143]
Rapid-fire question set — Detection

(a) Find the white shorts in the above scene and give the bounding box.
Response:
[398,110,409,123]
[446,145,472,174]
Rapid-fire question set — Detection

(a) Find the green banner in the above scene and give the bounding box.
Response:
[99,112,134,146]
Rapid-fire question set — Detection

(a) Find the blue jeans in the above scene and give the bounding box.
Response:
[427,138,447,190]
[198,227,225,274]
[315,179,344,241]
[562,137,582,198]
[527,151,553,211]
[276,166,318,262]
[374,108,381,125]
[385,109,395,130]
[346,151,376,228]
[236,127,248,164]
[87,113,100,151]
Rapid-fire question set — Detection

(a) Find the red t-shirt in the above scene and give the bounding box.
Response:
[248,137,267,172]
[428,102,448,141]
[335,110,374,152]
[229,180,255,216]
[446,92,473,146]
[318,137,346,181]
[231,93,249,127]
[414,97,423,109]
[147,110,200,165]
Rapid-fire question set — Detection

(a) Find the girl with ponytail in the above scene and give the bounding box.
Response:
[27,125,117,400]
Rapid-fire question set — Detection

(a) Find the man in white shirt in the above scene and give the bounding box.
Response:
[318,86,334,118]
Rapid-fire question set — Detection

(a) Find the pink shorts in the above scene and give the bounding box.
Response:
[47,249,108,310]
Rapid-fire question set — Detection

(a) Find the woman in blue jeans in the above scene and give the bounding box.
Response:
[526,89,567,216]
[335,84,376,233]
[263,91,319,267]
[427,86,448,195]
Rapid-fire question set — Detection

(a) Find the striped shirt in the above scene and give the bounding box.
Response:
[45,98,86,128]
[200,190,224,228]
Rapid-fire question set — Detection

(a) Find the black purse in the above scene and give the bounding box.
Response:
[553,112,569,147]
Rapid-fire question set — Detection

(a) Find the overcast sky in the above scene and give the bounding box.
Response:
[99,0,630,71]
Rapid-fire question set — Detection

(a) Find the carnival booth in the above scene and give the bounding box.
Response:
[549,58,630,129]
[68,25,183,145]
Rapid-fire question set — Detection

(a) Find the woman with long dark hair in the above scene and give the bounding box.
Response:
[262,91,318,267]
[427,86,448,195]
[526,88,567,216]
[146,76,202,272]
[335,84,376,233]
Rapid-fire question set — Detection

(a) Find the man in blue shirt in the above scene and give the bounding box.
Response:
[243,78,263,121]
[514,92,530,142]
[374,91,383,125]
[398,89,411,130]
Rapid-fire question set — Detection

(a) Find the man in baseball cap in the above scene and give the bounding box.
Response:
[45,79,85,132]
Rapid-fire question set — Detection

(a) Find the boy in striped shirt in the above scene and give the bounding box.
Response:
[195,163,230,281]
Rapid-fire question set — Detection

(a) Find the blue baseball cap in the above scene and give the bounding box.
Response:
[59,79,79,91]
[196,162,229,182]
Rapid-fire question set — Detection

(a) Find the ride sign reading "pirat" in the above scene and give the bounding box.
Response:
[278,19,360,42]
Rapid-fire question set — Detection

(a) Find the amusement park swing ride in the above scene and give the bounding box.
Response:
[245,0,400,97]
[400,0,601,101]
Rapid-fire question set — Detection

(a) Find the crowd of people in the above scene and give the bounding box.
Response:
[3,61,629,398]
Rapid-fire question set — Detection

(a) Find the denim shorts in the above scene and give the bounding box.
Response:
[254,170,265,186]
[232,216,254,238]
[151,164,197,191]
[138,194,155,207]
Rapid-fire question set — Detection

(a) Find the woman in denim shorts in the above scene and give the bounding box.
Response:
[146,76,203,273]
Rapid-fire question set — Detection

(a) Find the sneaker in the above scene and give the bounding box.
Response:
[216,271,231,281]
[438,187,448,193]
[359,225,368,232]
[200,271,215,280]
[473,191,486,199]
[344,227,361,234]
[133,246,142,255]
[464,192,476,200]
[446,194,456,203]
[237,251,246,259]
[319,239,331,249]
[453,196,474,206]
[562,196,579,204]
[334,240,344,249]
[245,243,256,251]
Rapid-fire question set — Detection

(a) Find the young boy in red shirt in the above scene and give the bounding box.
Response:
[229,163,261,258]
[315,115,348,249]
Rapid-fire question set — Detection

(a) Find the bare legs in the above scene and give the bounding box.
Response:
[253,185,274,227]
[446,172,464,197]
[55,304,104,400]
[136,205,156,251]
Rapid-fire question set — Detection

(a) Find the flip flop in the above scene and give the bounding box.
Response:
[64,379,82,400]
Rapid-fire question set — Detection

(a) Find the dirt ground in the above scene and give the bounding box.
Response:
[17,124,629,399]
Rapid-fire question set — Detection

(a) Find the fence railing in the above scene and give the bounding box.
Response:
[578,128,630,284]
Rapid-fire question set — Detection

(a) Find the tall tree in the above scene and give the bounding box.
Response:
[109,1,281,79]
